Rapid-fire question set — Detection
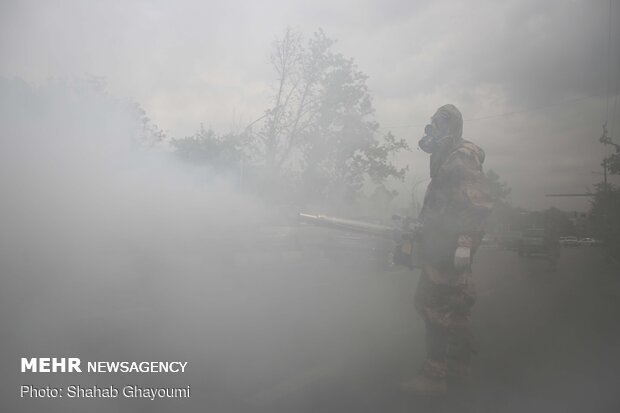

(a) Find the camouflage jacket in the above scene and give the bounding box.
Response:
[419,139,493,265]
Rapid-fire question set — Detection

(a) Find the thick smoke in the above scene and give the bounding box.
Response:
[0,78,420,412]
[0,78,266,307]
[0,77,269,410]
[4,77,617,413]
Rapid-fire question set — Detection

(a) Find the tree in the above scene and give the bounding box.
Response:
[589,182,620,260]
[483,169,514,233]
[542,207,575,237]
[486,169,511,206]
[246,28,409,205]
[591,123,620,261]
[172,125,242,172]
[600,122,620,175]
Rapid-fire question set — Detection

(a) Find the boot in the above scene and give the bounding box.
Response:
[446,358,471,386]
[400,359,447,396]
[446,332,474,386]
[400,374,447,396]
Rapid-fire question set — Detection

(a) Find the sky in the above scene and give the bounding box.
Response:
[1,0,619,211]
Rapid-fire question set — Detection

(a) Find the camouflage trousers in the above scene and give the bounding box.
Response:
[414,263,476,380]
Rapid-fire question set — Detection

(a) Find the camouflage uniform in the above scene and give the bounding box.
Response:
[414,105,492,385]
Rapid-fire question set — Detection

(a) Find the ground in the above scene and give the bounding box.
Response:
[2,238,620,412]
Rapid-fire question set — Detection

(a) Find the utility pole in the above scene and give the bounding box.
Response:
[597,122,615,250]
[600,122,611,195]
[603,158,609,195]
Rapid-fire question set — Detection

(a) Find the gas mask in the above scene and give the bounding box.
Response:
[418,124,445,154]
[418,104,464,154]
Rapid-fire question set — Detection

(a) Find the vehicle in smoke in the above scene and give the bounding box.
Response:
[578,237,603,247]
[481,234,495,245]
[559,236,580,247]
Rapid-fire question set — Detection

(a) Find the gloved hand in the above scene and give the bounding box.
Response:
[454,246,471,270]
[454,235,473,270]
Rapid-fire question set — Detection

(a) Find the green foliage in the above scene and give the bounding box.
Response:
[171,28,409,207]
[600,123,620,174]
[592,123,620,262]
[132,103,167,145]
[483,169,523,234]
[172,125,242,171]
[247,28,409,205]
[485,169,511,206]
[542,207,576,236]
[590,183,620,261]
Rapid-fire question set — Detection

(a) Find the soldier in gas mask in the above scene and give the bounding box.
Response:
[401,104,493,396]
